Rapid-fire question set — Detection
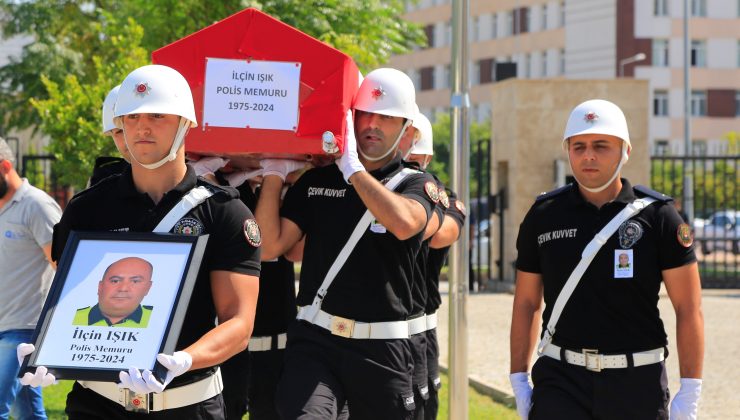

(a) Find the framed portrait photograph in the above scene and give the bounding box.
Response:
[19,231,208,382]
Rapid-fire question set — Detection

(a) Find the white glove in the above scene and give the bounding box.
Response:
[670,378,702,420]
[261,159,305,182]
[224,168,264,187]
[510,372,533,419]
[336,110,365,183]
[118,351,192,394]
[16,343,56,387]
[191,157,229,177]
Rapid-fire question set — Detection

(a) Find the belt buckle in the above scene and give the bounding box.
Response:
[582,348,602,372]
[123,389,150,413]
[330,316,355,338]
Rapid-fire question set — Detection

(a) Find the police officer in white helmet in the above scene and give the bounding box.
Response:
[255,67,440,418]
[88,85,131,186]
[510,99,703,419]
[19,64,261,419]
[404,110,466,419]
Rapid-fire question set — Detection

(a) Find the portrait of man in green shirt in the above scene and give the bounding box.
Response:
[73,256,154,328]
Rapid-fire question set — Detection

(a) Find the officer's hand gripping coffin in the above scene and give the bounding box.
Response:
[18,232,208,382]
[152,7,360,169]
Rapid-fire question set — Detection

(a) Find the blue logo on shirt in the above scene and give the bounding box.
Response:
[4,230,23,239]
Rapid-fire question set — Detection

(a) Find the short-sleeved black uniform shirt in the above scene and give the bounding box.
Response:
[408,170,447,317]
[52,165,261,386]
[516,180,696,352]
[425,189,466,314]
[281,155,436,322]
[236,183,296,335]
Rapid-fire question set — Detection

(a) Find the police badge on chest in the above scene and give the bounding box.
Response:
[614,219,643,279]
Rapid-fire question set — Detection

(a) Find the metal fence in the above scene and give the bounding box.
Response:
[651,156,739,288]
[21,154,71,209]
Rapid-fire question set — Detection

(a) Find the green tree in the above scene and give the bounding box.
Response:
[30,16,148,189]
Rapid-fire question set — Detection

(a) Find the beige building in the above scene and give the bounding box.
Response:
[489,79,649,281]
[391,0,740,156]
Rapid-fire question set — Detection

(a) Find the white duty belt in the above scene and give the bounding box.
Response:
[248,333,288,352]
[79,369,223,413]
[297,168,420,340]
[536,197,657,356]
[541,344,665,372]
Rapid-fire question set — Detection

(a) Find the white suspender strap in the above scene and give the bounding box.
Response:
[536,197,657,355]
[152,186,215,233]
[299,168,419,323]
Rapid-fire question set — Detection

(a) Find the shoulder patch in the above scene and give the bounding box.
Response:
[633,185,673,202]
[535,184,574,203]
[243,219,262,247]
[424,181,440,203]
[455,200,466,215]
[677,223,693,248]
[439,189,450,209]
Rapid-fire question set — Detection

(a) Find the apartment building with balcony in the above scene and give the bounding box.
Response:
[389,0,740,156]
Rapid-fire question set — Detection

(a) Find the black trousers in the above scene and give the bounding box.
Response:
[423,328,441,420]
[65,382,225,419]
[409,332,428,420]
[220,348,250,420]
[275,321,415,420]
[530,355,670,420]
[248,348,286,420]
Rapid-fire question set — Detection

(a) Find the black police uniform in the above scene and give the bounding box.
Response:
[88,156,130,187]
[424,188,465,420]
[515,180,696,420]
[275,155,436,420]
[219,183,297,420]
[51,165,261,420]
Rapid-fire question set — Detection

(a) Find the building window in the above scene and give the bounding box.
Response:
[691,0,706,17]
[692,140,707,156]
[504,10,514,36]
[522,7,531,34]
[652,39,669,67]
[736,91,740,116]
[424,24,434,48]
[559,48,566,75]
[420,67,434,91]
[560,1,566,27]
[478,58,495,84]
[654,140,670,156]
[542,4,549,30]
[541,51,548,77]
[443,64,450,89]
[691,91,707,116]
[654,0,669,16]
[491,13,498,39]
[691,40,706,67]
[654,90,669,116]
[523,54,531,78]
[445,21,452,46]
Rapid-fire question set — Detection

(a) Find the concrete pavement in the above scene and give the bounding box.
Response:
[436,283,739,419]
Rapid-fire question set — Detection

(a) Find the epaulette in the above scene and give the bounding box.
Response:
[534,183,574,203]
[633,185,673,202]
[197,179,239,199]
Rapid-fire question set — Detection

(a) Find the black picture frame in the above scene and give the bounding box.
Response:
[19,231,208,382]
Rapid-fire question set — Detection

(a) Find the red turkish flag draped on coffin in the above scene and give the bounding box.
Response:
[152,8,359,166]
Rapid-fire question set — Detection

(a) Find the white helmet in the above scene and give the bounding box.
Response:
[409,110,433,156]
[353,68,416,121]
[353,68,416,162]
[563,99,630,150]
[114,65,197,127]
[101,85,120,134]
[115,65,196,170]
[563,99,631,193]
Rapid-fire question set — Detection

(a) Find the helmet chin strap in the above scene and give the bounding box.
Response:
[359,120,412,162]
[124,117,189,170]
[570,142,629,193]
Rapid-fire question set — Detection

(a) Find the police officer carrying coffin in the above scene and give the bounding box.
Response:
[18,64,262,419]
[509,99,704,420]
[404,113,466,420]
[255,68,438,419]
